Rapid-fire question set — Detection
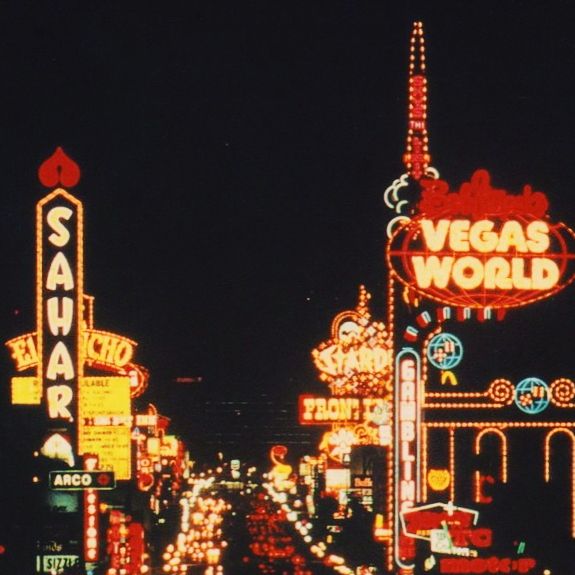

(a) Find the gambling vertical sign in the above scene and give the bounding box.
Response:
[394,347,422,571]
[37,181,84,452]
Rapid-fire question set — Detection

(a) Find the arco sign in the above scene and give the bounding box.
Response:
[49,470,116,490]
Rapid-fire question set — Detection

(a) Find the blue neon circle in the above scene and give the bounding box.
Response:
[426,333,464,370]
[514,377,550,415]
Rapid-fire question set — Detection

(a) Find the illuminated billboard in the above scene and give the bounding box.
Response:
[37,186,84,427]
[299,395,390,425]
[5,148,148,483]
[78,377,132,480]
[387,169,575,309]
[6,326,148,401]
[311,285,392,397]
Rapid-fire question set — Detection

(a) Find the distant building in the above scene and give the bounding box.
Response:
[157,386,318,467]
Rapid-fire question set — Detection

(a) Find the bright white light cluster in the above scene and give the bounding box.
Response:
[262,480,354,575]
[161,474,230,574]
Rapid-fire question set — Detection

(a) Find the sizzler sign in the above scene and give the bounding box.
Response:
[387,169,575,309]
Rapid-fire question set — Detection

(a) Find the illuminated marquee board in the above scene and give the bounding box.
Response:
[78,377,132,480]
[387,169,575,308]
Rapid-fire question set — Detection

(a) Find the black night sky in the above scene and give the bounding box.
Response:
[2,2,575,556]
[3,1,575,398]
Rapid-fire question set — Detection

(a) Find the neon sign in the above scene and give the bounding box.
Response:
[311,285,393,396]
[387,169,575,308]
[5,328,148,404]
[38,188,83,424]
[401,502,479,541]
[298,395,390,425]
[394,347,422,569]
[439,556,536,574]
[426,332,463,370]
[514,377,550,414]
[6,329,143,382]
[403,21,431,181]
[84,456,100,563]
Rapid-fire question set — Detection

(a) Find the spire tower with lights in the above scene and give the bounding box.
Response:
[403,21,430,181]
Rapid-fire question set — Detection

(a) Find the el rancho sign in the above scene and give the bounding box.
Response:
[387,169,575,308]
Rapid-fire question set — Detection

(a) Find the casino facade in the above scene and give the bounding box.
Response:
[299,21,575,574]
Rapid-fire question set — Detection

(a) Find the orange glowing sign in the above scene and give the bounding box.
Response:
[439,557,536,574]
[269,444,293,484]
[387,169,575,308]
[84,455,100,563]
[312,285,393,396]
[299,395,390,426]
[403,22,431,181]
[84,329,135,369]
[160,435,180,458]
[5,328,147,398]
[5,333,37,372]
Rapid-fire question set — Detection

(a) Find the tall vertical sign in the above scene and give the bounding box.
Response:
[84,455,100,563]
[37,148,83,461]
[394,347,422,572]
[403,21,430,181]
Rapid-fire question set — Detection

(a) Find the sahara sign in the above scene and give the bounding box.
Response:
[387,169,575,309]
[37,188,83,427]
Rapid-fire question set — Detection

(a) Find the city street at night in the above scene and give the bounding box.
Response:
[3,2,575,574]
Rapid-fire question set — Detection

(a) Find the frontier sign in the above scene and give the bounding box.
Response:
[387,169,575,309]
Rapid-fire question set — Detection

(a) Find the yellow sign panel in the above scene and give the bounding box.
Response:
[79,376,131,417]
[79,426,132,480]
[78,376,132,480]
[11,376,41,405]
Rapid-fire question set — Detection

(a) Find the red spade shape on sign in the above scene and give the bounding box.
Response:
[38,147,81,188]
